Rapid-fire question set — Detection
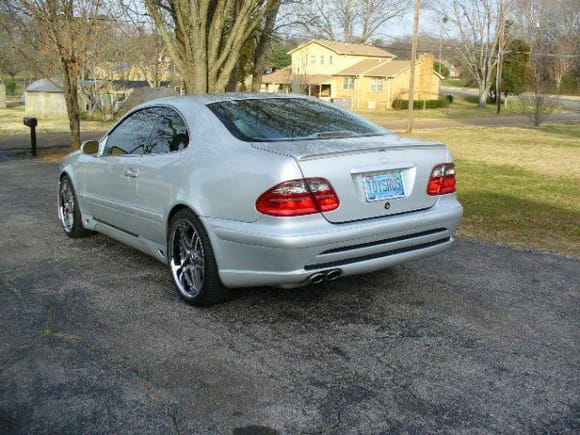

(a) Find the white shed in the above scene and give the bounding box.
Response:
[25,78,68,118]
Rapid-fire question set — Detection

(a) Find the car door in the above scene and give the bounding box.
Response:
[82,108,157,235]
[136,106,190,246]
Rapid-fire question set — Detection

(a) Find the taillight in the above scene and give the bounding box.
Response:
[256,178,340,216]
[427,163,456,195]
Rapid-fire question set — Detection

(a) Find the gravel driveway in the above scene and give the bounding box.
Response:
[1,159,578,434]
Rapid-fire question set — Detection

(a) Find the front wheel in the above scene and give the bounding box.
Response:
[168,209,227,306]
[58,175,92,238]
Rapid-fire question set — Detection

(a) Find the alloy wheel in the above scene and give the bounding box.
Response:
[170,219,205,298]
[59,178,75,233]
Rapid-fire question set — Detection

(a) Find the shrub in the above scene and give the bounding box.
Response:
[392,98,450,110]
[464,95,504,105]
[5,78,17,95]
[392,99,409,110]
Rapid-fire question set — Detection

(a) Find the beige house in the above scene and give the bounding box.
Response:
[262,39,442,110]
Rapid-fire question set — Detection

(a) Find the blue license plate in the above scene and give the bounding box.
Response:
[363,172,405,201]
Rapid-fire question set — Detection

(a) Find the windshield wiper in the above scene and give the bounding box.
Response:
[313,130,356,139]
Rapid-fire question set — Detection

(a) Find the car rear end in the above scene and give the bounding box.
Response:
[201,95,462,288]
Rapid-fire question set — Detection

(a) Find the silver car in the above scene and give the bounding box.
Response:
[58,94,462,305]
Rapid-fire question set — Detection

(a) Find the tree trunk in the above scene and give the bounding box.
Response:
[252,0,281,92]
[61,61,81,149]
[478,88,487,107]
[146,0,276,95]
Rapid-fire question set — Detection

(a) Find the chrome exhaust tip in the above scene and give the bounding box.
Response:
[309,272,326,284]
[326,268,342,281]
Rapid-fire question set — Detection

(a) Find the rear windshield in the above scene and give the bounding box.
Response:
[207,97,389,142]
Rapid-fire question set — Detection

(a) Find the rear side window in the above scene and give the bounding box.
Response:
[146,107,189,154]
[207,98,388,142]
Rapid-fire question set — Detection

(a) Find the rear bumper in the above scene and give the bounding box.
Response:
[202,196,463,288]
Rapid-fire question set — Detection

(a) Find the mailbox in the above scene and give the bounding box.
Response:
[23,117,38,156]
[23,117,38,128]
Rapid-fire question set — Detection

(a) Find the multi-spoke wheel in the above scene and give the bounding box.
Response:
[168,209,226,305]
[58,174,92,238]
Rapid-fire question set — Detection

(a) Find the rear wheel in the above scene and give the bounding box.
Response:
[168,209,227,306]
[58,175,92,238]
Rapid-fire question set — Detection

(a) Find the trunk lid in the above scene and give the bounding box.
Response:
[252,134,452,223]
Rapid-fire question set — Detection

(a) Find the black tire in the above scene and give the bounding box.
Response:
[168,209,227,306]
[58,174,93,238]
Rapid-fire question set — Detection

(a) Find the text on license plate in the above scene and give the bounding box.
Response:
[363,172,405,201]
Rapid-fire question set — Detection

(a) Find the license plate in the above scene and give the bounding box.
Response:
[363,172,405,202]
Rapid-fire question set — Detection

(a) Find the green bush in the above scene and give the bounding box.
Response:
[424,99,447,109]
[392,99,408,110]
[464,95,503,105]
[560,75,579,95]
[5,78,17,95]
[392,98,450,110]
[433,61,449,78]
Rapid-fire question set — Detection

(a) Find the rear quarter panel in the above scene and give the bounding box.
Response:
[164,107,305,225]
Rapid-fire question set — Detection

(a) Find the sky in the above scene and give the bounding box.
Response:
[381,8,440,41]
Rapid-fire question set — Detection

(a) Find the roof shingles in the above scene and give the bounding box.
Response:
[335,59,412,77]
[290,39,395,58]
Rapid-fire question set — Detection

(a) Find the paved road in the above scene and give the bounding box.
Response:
[0,160,578,433]
[0,131,105,161]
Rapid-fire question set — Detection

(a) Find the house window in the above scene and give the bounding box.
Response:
[320,55,324,64]
[329,55,333,65]
[310,55,316,65]
[370,78,383,92]
[343,77,355,90]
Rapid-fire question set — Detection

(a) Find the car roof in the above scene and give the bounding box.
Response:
[135,92,313,112]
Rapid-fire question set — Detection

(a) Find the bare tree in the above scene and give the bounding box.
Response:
[115,3,174,88]
[512,0,579,93]
[0,19,25,79]
[144,0,280,94]
[0,1,107,149]
[544,0,579,92]
[288,0,411,43]
[251,0,282,91]
[430,0,513,107]
[518,61,560,126]
[511,0,568,126]
[120,27,171,88]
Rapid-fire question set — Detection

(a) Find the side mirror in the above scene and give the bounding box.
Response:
[81,140,99,155]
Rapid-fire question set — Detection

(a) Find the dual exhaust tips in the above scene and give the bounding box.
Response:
[308,268,342,285]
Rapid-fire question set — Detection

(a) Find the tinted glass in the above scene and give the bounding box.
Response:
[105,109,158,155]
[146,107,189,154]
[208,98,388,142]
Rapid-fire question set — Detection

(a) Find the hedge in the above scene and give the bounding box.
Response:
[392,97,451,110]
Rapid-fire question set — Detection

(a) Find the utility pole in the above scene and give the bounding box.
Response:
[407,0,421,133]
[496,46,503,114]
[439,16,448,76]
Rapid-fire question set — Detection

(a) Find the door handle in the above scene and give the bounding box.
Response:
[125,168,138,178]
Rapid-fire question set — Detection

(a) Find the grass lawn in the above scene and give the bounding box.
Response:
[0,106,113,135]
[354,95,558,123]
[407,124,580,256]
[441,79,469,88]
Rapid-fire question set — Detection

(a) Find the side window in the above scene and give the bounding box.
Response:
[146,107,189,154]
[104,109,157,156]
